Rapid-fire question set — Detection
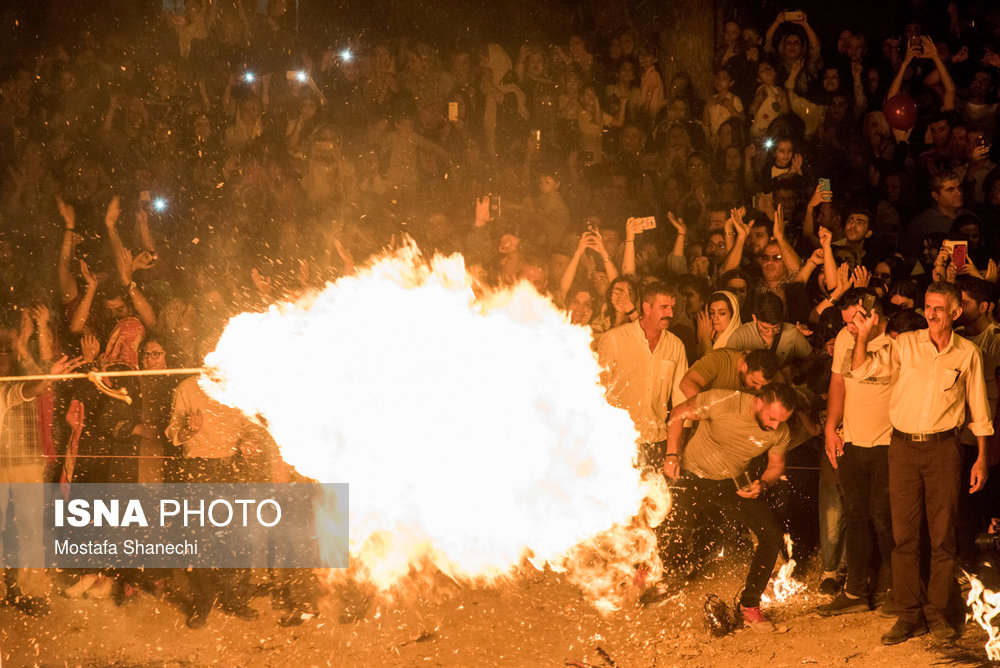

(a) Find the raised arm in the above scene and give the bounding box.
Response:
[69,260,98,335]
[722,207,749,273]
[920,37,956,111]
[622,216,652,276]
[772,205,802,274]
[56,196,80,304]
[887,41,920,100]
[559,234,591,303]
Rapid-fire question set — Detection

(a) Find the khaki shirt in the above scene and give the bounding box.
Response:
[598,320,688,443]
[852,329,993,437]
[831,328,892,447]
[682,390,790,480]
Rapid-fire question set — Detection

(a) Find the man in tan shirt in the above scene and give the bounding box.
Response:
[662,384,797,633]
[598,281,688,465]
[818,288,894,618]
[851,281,991,645]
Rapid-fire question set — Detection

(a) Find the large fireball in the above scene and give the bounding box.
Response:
[201,244,661,606]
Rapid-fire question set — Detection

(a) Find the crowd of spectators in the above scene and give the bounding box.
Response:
[1,0,1000,637]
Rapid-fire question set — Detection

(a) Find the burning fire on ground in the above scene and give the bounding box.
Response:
[964,571,1000,661]
[761,534,806,606]
[201,243,668,612]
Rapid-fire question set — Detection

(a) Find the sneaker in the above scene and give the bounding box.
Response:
[817,593,871,617]
[85,576,113,600]
[739,605,776,633]
[63,574,98,599]
[881,619,929,645]
[818,577,841,596]
[226,605,259,621]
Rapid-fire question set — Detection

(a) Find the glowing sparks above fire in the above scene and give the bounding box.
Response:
[201,243,665,609]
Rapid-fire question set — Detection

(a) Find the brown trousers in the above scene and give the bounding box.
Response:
[888,434,963,624]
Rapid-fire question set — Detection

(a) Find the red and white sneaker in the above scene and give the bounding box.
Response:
[739,605,777,633]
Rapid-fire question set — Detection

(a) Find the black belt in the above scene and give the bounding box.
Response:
[891,427,959,443]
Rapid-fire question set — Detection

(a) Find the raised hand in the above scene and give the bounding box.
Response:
[818,225,833,249]
[80,334,101,363]
[696,309,714,343]
[730,206,749,237]
[666,212,687,235]
[773,204,786,239]
[851,265,870,288]
[80,259,98,289]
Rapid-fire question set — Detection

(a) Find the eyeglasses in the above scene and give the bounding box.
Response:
[142,351,165,358]
[761,254,783,262]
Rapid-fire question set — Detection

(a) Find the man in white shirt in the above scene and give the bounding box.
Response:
[598,281,688,465]
[851,281,991,645]
[818,289,894,617]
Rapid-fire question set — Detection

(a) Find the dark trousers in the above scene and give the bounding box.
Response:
[841,444,894,597]
[684,475,783,608]
[178,457,252,616]
[888,435,963,624]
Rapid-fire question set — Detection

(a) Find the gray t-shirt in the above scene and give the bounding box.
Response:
[681,389,790,480]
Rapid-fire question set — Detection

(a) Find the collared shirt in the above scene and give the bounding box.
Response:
[852,329,993,437]
[166,376,261,459]
[726,321,812,366]
[831,328,892,447]
[597,320,688,443]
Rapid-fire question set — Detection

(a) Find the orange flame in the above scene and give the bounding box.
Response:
[761,534,806,605]
[964,571,1000,661]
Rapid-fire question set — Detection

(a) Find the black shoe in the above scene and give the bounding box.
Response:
[818,577,841,596]
[927,617,958,643]
[817,592,871,617]
[4,589,50,617]
[228,605,259,621]
[881,620,929,645]
[278,609,317,627]
[186,610,208,629]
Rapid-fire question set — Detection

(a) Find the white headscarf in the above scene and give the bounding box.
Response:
[710,290,742,349]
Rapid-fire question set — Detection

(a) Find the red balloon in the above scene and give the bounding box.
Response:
[882,94,917,131]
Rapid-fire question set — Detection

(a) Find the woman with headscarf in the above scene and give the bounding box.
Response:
[695,290,741,357]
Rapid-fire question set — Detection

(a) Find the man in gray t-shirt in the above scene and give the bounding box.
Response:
[663,384,797,632]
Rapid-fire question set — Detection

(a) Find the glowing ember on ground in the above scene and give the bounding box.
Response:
[964,571,1000,661]
[761,534,806,605]
[201,243,663,609]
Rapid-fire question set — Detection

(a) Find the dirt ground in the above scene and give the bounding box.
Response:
[2,555,996,668]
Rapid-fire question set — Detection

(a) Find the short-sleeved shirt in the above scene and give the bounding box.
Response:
[726,321,812,366]
[831,328,892,447]
[682,389,790,480]
[688,349,746,392]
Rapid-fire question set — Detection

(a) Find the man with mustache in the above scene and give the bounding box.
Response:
[851,281,991,645]
[662,382,798,632]
[598,281,688,467]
